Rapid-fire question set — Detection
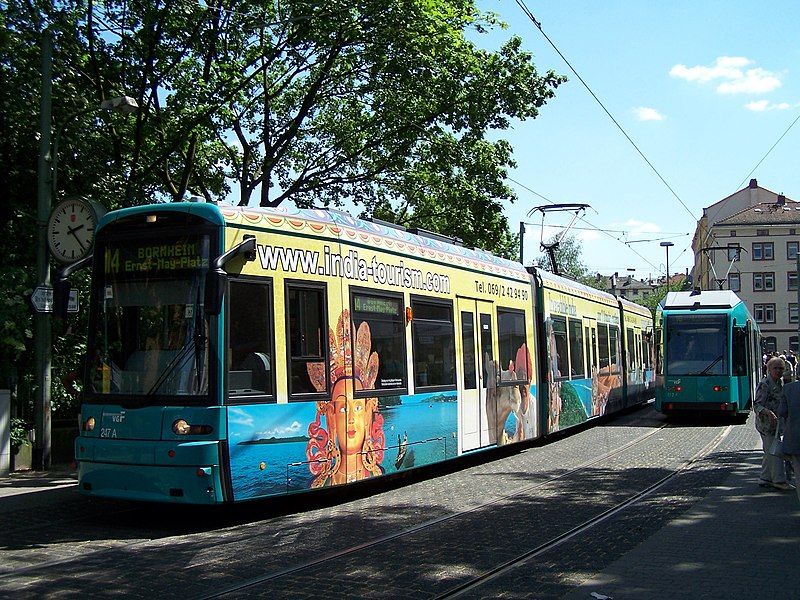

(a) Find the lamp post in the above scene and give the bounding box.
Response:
[34,30,138,469]
[660,241,674,291]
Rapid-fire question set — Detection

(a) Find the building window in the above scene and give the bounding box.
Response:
[752,242,774,260]
[753,272,775,291]
[730,230,737,237]
[757,229,769,236]
[763,336,777,353]
[727,244,741,261]
[728,272,740,292]
[754,303,776,324]
[790,303,799,324]
[790,272,798,291]
[790,336,799,352]
[788,241,799,260]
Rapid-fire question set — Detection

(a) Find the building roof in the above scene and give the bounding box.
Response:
[715,198,800,226]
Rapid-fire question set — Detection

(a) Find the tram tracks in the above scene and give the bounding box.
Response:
[433,424,734,599]
[0,416,668,587]
[1,414,742,600]
[197,421,675,599]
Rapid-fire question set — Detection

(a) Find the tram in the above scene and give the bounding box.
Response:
[654,290,760,416]
[69,202,654,504]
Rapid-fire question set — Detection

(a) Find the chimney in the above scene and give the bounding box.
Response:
[777,193,786,206]
[749,178,758,189]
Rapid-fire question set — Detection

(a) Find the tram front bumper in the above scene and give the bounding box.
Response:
[75,438,224,504]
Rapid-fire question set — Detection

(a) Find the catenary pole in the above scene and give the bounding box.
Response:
[34,27,53,470]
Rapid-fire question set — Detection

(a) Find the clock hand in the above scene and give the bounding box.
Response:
[67,226,87,252]
[67,223,85,235]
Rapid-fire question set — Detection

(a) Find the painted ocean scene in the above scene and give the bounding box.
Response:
[228,392,457,500]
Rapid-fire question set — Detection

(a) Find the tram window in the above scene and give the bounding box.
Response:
[609,326,620,372]
[412,299,456,389]
[498,308,529,384]
[351,291,406,392]
[228,280,274,400]
[287,285,327,397]
[732,327,747,376]
[551,316,568,380]
[568,319,585,378]
[598,324,610,370]
[584,327,592,375]
[665,314,727,376]
[626,328,636,371]
[460,312,477,390]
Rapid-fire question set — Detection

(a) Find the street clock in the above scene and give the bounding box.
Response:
[47,197,106,264]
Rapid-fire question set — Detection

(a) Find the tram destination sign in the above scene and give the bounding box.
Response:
[30,286,79,314]
[104,236,210,275]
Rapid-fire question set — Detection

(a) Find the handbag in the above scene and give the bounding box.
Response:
[769,419,788,460]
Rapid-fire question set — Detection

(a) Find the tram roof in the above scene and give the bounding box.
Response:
[661,289,742,310]
[217,204,531,281]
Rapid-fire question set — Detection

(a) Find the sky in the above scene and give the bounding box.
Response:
[475,0,800,281]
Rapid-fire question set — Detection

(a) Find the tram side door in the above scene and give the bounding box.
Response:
[457,298,495,452]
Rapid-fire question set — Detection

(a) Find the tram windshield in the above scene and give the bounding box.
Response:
[86,234,212,400]
[665,314,727,376]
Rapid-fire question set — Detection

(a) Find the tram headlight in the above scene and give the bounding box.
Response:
[83,416,96,431]
[172,419,192,435]
[172,419,213,435]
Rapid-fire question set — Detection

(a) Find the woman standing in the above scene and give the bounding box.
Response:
[754,356,793,491]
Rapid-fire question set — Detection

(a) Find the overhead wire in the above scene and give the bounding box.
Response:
[513,0,697,224]
[735,109,800,191]
[508,177,661,271]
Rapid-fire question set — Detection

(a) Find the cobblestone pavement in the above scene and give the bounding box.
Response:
[1,404,796,599]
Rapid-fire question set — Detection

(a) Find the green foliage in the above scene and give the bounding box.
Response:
[2,0,565,421]
[10,418,31,451]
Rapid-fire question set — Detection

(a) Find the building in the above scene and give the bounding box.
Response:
[691,179,800,352]
[593,272,689,302]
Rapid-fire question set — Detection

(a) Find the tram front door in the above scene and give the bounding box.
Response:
[458,298,494,452]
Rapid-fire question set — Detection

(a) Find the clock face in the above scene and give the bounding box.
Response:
[48,199,98,264]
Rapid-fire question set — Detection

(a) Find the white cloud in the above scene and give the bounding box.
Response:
[228,407,254,427]
[633,107,665,121]
[257,421,303,438]
[670,56,751,83]
[623,219,661,234]
[670,56,782,95]
[745,100,795,111]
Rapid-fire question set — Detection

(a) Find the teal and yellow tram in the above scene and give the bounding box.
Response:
[655,290,760,416]
[68,202,655,504]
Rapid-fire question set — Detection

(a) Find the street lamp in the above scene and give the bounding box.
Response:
[34,82,139,469]
[660,241,674,290]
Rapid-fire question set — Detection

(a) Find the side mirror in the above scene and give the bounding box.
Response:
[205,269,227,316]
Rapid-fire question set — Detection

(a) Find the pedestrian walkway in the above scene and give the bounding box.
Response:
[565,450,800,600]
[0,464,77,499]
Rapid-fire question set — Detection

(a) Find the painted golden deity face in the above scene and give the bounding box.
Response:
[332,377,368,455]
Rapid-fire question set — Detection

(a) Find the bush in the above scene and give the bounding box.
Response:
[10,417,31,451]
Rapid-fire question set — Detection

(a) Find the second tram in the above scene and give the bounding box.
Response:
[654,290,760,416]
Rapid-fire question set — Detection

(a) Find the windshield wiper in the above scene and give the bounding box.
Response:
[697,354,724,375]
[146,341,197,395]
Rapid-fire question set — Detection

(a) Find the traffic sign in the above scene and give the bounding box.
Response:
[30,286,79,313]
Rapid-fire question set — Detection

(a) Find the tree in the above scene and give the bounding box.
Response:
[1,0,565,421]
